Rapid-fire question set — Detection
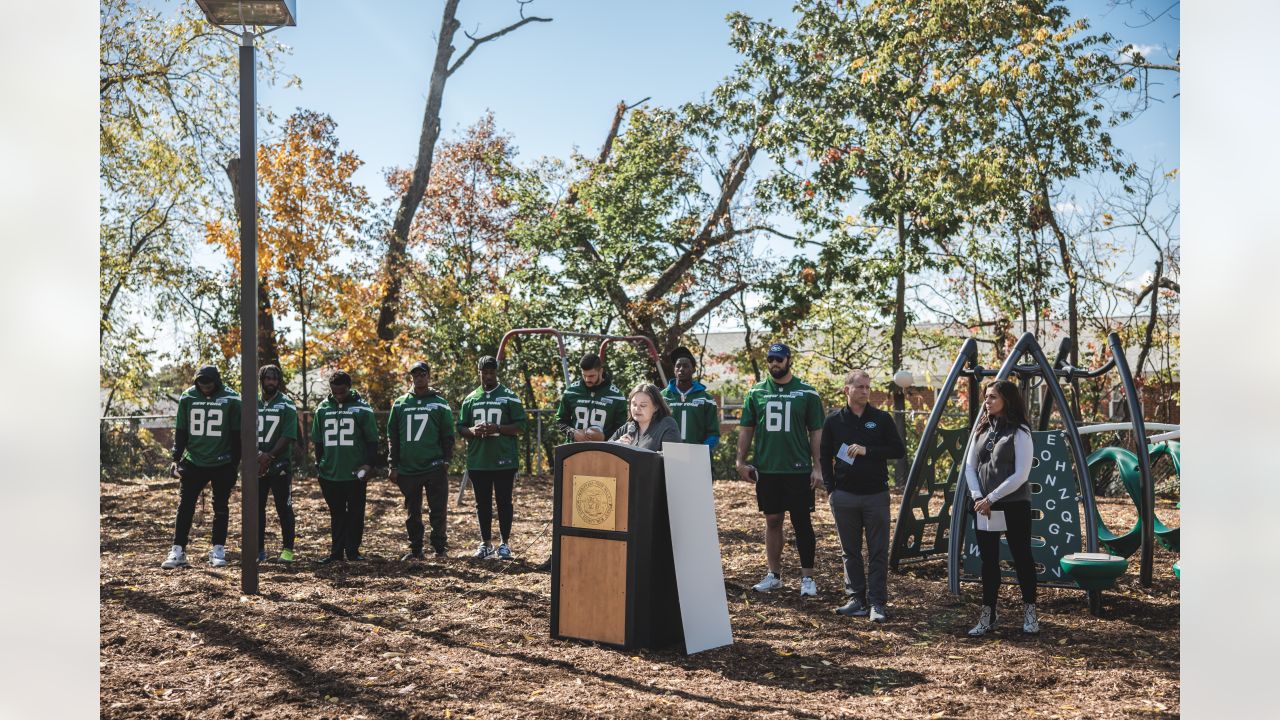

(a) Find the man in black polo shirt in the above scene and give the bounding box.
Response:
[819,369,905,622]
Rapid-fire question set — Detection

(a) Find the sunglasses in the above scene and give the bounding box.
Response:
[765,355,787,362]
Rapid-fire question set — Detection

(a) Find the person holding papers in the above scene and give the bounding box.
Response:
[965,380,1039,637]
[819,369,905,623]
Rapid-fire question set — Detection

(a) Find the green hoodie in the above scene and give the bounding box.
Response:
[311,390,379,481]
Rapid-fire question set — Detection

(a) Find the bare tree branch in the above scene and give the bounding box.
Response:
[448,14,552,77]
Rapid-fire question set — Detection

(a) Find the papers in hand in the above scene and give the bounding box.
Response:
[976,509,1006,532]
[836,443,858,466]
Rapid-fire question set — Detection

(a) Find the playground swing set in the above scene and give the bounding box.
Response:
[889,331,1181,616]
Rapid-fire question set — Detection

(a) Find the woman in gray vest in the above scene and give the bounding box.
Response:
[964,380,1039,636]
[609,383,681,451]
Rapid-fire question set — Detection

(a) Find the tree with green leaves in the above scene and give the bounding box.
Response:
[100,0,289,412]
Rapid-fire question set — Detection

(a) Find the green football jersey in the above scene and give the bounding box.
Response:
[458,383,528,471]
[175,384,242,467]
[311,391,379,481]
[553,379,628,441]
[387,390,455,475]
[257,391,299,476]
[739,376,825,474]
[661,379,720,445]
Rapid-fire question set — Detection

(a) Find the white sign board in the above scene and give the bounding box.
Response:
[662,442,734,654]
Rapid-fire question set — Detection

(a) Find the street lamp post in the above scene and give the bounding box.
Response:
[195,0,297,595]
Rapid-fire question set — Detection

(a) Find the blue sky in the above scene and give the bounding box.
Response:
[241,0,1178,205]
[158,0,1178,338]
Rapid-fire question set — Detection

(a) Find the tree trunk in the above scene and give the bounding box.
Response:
[226,157,280,366]
[891,210,909,486]
[1041,186,1081,420]
[1135,258,1163,380]
[375,1,550,341]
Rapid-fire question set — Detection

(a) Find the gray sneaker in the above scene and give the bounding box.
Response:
[208,545,228,568]
[496,543,512,560]
[869,605,887,623]
[161,545,187,569]
[835,597,869,617]
[968,605,997,637]
[473,543,493,559]
[752,571,782,592]
[1022,603,1040,634]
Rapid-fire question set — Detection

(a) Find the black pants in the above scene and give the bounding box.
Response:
[172,461,237,548]
[257,471,296,550]
[975,499,1038,607]
[318,478,367,558]
[470,469,516,544]
[396,469,449,553]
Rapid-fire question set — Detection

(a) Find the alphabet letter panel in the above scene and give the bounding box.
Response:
[961,430,1083,587]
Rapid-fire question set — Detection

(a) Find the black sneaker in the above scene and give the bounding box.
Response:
[433,548,448,558]
[402,550,425,561]
[535,557,552,571]
[317,554,343,565]
[347,553,368,562]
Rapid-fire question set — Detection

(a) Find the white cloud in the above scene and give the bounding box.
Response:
[1054,201,1080,214]
[1118,43,1162,61]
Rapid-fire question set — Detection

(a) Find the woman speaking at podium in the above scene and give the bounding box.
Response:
[609,383,681,451]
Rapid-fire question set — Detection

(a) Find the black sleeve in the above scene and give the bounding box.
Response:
[314,442,323,465]
[818,416,835,491]
[171,428,189,464]
[364,441,378,467]
[230,437,241,466]
[388,427,400,467]
[441,434,455,464]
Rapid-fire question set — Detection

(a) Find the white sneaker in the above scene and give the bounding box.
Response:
[161,545,187,569]
[968,605,996,637]
[799,576,818,597]
[752,571,782,592]
[209,545,228,568]
[1022,603,1040,634]
[869,605,887,623]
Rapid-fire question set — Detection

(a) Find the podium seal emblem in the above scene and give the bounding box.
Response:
[571,475,617,530]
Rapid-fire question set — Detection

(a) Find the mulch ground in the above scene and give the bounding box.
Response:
[100,473,1179,719]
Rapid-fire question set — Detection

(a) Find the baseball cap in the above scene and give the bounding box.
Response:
[408,361,429,375]
[766,343,792,360]
[669,346,695,364]
[194,365,220,384]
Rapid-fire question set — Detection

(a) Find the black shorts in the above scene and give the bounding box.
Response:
[755,473,815,515]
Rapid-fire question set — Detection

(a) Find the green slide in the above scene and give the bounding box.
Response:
[1086,447,1144,558]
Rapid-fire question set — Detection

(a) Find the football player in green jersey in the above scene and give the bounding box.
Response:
[312,371,379,564]
[457,356,528,560]
[553,354,628,442]
[161,365,242,570]
[661,346,720,448]
[388,361,456,560]
[735,343,826,597]
[255,364,298,563]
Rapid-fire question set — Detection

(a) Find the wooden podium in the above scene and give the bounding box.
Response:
[550,442,682,649]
